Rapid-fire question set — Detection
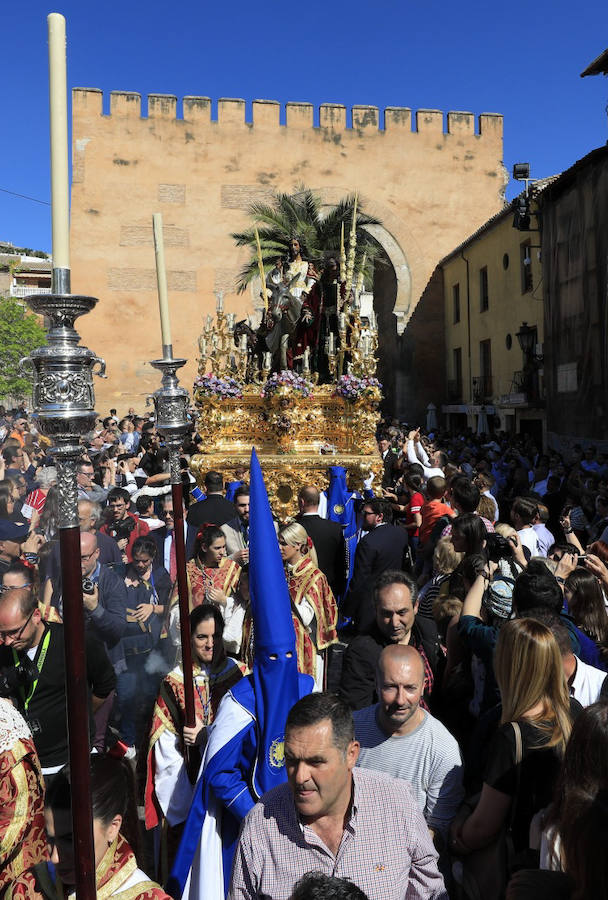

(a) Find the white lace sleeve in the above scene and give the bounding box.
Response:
[0,698,32,755]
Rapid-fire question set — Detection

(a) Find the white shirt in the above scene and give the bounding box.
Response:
[570,655,607,707]
[406,440,444,482]
[518,526,539,558]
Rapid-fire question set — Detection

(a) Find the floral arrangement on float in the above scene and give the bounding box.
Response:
[333,374,382,401]
[193,373,244,399]
[261,370,314,399]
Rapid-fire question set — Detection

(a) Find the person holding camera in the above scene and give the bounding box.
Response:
[100,487,150,563]
[0,586,116,782]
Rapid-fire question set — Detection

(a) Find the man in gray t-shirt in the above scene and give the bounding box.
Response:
[353,644,463,845]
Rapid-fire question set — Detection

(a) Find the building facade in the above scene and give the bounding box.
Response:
[69,89,506,411]
[539,145,608,451]
[440,196,546,444]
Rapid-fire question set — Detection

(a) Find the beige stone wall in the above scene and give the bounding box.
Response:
[70,88,506,412]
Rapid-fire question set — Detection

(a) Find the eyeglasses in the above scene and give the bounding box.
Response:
[81,550,98,560]
[0,609,34,642]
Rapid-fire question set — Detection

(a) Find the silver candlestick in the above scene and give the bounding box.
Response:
[21,293,106,525]
[149,354,190,483]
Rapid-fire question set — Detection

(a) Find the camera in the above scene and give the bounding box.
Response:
[108,516,136,543]
[0,654,38,701]
[82,577,96,595]
[485,533,514,563]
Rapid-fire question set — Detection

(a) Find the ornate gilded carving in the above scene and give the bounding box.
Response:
[191,381,382,520]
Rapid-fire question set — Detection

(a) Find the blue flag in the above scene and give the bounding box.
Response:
[326,465,360,589]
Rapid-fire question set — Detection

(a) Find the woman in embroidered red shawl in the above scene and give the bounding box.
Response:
[7,755,170,899]
[145,605,243,841]
[168,526,241,655]
[278,521,338,689]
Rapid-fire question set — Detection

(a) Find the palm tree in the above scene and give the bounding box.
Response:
[231,187,383,293]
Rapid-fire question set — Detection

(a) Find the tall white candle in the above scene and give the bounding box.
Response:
[339,313,346,331]
[216,292,224,313]
[239,333,248,351]
[47,13,70,273]
[263,352,272,368]
[152,213,172,351]
[303,348,310,372]
[227,312,235,330]
[328,333,336,354]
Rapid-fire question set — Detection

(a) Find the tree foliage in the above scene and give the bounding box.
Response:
[231,187,384,293]
[0,297,47,401]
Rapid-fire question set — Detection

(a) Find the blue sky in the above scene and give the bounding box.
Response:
[2,0,606,253]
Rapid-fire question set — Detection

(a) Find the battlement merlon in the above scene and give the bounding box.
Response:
[72,88,503,139]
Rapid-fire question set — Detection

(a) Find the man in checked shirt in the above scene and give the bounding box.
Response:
[228,692,447,900]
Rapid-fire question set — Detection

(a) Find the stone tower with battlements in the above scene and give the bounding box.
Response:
[70,88,506,411]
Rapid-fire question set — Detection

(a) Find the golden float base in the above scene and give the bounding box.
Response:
[190,384,382,520]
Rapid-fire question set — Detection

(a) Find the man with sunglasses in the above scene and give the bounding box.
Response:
[0,587,116,783]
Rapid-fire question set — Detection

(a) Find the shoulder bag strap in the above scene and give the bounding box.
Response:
[507,720,523,833]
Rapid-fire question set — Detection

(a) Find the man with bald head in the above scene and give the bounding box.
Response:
[296,484,346,599]
[353,644,463,847]
[0,586,116,780]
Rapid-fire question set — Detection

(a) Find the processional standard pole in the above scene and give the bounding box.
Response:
[21,13,101,898]
[150,214,196,769]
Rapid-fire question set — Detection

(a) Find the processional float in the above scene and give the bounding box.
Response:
[190,199,384,520]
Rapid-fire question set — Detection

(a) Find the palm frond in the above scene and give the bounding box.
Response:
[233,187,387,290]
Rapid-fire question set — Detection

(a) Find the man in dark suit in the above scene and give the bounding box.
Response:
[186,470,236,528]
[378,435,400,490]
[342,498,408,633]
[152,495,198,575]
[296,485,346,600]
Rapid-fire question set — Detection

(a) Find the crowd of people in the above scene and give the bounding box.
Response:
[0,401,607,898]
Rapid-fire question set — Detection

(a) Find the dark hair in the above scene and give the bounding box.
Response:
[135,495,153,516]
[511,495,539,525]
[362,498,392,523]
[286,692,354,755]
[0,479,14,517]
[512,561,563,615]
[526,607,572,655]
[190,604,227,672]
[131,536,157,560]
[404,472,423,493]
[373,570,418,606]
[46,755,142,865]
[408,463,424,479]
[451,512,487,555]
[548,702,608,898]
[233,485,250,502]
[289,873,369,900]
[435,450,448,470]
[565,568,608,646]
[195,525,225,558]
[3,559,34,586]
[107,487,130,505]
[2,446,23,466]
[451,477,480,514]
[204,471,224,492]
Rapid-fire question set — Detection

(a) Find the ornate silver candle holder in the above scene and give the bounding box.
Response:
[149,355,191,482]
[21,293,105,526]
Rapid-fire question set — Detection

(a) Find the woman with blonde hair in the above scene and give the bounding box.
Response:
[450,618,573,861]
[277,521,338,688]
[417,536,464,618]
